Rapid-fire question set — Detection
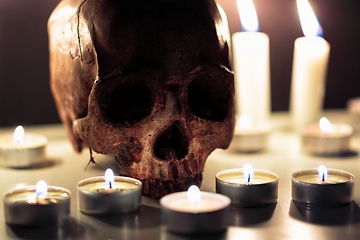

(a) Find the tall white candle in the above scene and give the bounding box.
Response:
[232,0,271,122]
[290,0,330,128]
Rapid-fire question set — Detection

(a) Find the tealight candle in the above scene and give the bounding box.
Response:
[292,166,355,207]
[216,164,278,207]
[0,125,47,168]
[160,185,230,234]
[301,117,353,155]
[77,168,142,216]
[230,114,272,152]
[3,180,71,226]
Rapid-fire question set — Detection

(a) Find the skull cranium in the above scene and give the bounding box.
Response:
[48,0,235,198]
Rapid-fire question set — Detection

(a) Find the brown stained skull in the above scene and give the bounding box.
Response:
[48,0,235,198]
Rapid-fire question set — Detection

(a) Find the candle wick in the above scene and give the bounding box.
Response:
[35,193,43,204]
[109,181,112,189]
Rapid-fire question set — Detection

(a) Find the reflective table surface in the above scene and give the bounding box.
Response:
[1,110,360,240]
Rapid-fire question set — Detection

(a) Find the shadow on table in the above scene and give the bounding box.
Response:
[7,205,161,239]
[161,229,227,240]
[4,158,62,170]
[289,200,360,225]
[6,217,86,240]
[310,149,359,158]
[161,203,277,239]
[228,203,277,226]
[226,147,271,155]
[88,204,161,229]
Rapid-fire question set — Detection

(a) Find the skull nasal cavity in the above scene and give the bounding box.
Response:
[154,122,189,161]
[104,81,154,124]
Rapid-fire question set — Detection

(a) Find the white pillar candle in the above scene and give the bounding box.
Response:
[232,0,271,122]
[290,0,330,128]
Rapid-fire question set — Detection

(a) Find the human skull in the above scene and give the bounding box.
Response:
[48,0,235,198]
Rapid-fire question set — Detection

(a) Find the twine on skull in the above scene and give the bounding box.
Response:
[84,148,103,171]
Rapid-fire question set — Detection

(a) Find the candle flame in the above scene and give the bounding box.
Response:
[13,125,25,145]
[243,164,254,183]
[236,0,259,32]
[318,165,328,182]
[187,185,201,206]
[296,0,323,37]
[36,180,48,198]
[105,168,115,189]
[239,114,253,131]
[319,117,332,135]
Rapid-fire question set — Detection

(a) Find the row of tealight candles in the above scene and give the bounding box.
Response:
[2,164,355,235]
[231,114,354,156]
[0,125,356,234]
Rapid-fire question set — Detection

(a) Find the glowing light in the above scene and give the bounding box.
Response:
[36,180,48,198]
[296,0,323,37]
[239,114,253,131]
[187,185,201,206]
[243,164,254,183]
[236,0,259,32]
[318,165,328,182]
[13,125,24,145]
[319,117,332,135]
[105,168,115,189]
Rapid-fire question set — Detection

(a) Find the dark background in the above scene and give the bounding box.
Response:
[0,0,359,127]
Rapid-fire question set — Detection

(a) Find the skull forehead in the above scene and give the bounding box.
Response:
[82,0,229,76]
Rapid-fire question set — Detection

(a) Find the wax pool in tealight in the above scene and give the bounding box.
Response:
[294,165,349,184]
[80,169,137,193]
[219,170,276,184]
[216,165,278,207]
[216,164,278,185]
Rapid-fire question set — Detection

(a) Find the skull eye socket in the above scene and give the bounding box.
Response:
[103,80,154,124]
[187,75,230,121]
